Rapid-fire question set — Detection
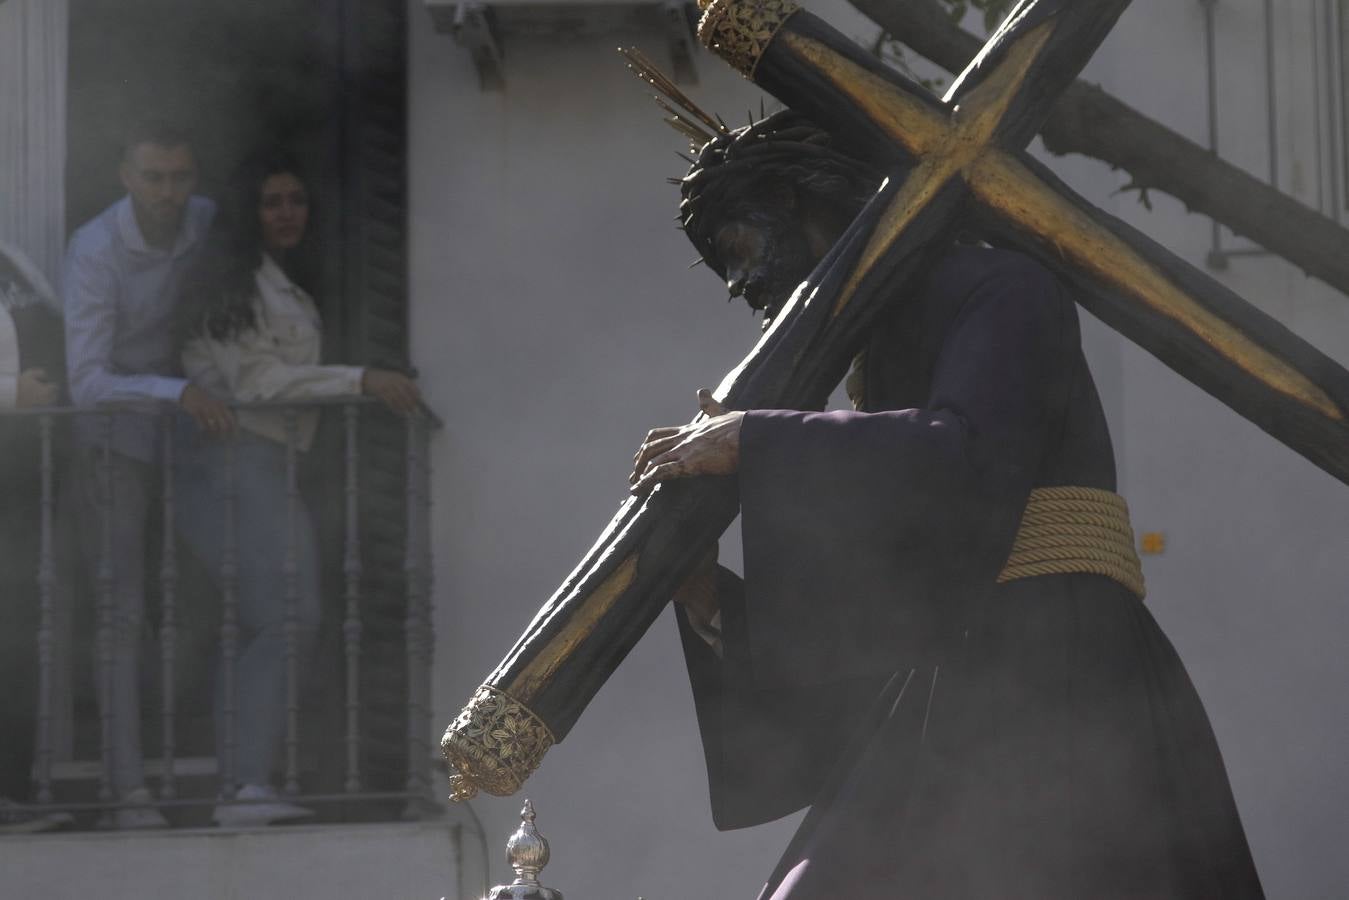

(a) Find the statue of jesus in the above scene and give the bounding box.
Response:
[630,108,1265,900]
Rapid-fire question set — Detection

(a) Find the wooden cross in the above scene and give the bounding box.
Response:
[441,0,1349,801]
[701,0,1349,477]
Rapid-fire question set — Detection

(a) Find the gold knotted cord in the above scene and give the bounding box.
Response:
[996,486,1146,599]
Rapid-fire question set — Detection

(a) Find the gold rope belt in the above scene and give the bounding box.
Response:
[996,486,1146,599]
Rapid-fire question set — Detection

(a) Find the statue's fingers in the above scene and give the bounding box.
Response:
[642,426,681,445]
[632,432,684,476]
[631,440,677,484]
[697,388,729,417]
[634,428,681,466]
[629,457,685,496]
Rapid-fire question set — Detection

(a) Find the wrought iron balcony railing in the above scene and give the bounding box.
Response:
[0,395,442,829]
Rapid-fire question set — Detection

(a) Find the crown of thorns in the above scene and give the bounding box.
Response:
[620,47,880,279]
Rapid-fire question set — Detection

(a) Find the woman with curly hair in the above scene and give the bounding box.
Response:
[175,148,418,827]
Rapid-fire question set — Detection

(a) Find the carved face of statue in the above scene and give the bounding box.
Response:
[711,181,849,330]
[677,110,882,329]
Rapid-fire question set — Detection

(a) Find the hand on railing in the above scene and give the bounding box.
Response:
[361,368,422,417]
[179,383,236,436]
[16,367,60,408]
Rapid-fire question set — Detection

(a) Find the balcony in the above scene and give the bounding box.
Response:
[0,397,444,836]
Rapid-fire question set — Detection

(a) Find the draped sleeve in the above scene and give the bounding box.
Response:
[676,567,888,829]
[736,250,1075,686]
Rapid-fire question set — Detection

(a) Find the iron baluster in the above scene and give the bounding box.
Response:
[282,410,301,796]
[158,417,178,800]
[219,437,240,798]
[403,412,429,806]
[342,404,363,793]
[95,414,115,816]
[34,414,55,804]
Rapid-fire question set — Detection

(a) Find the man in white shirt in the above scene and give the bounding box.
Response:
[62,119,234,827]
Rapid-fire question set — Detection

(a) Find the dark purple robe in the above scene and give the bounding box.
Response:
[678,247,1264,898]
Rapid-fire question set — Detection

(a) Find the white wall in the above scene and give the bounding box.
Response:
[408,1,1349,898]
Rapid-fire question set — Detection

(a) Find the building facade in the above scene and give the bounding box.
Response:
[0,0,1345,897]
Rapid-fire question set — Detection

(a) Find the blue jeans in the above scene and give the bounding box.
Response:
[174,424,321,788]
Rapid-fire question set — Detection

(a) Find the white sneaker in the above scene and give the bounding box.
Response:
[114,787,169,830]
[211,784,314,828]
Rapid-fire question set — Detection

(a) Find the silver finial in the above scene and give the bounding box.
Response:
[507,800,549,883]
[486,800,563,900]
